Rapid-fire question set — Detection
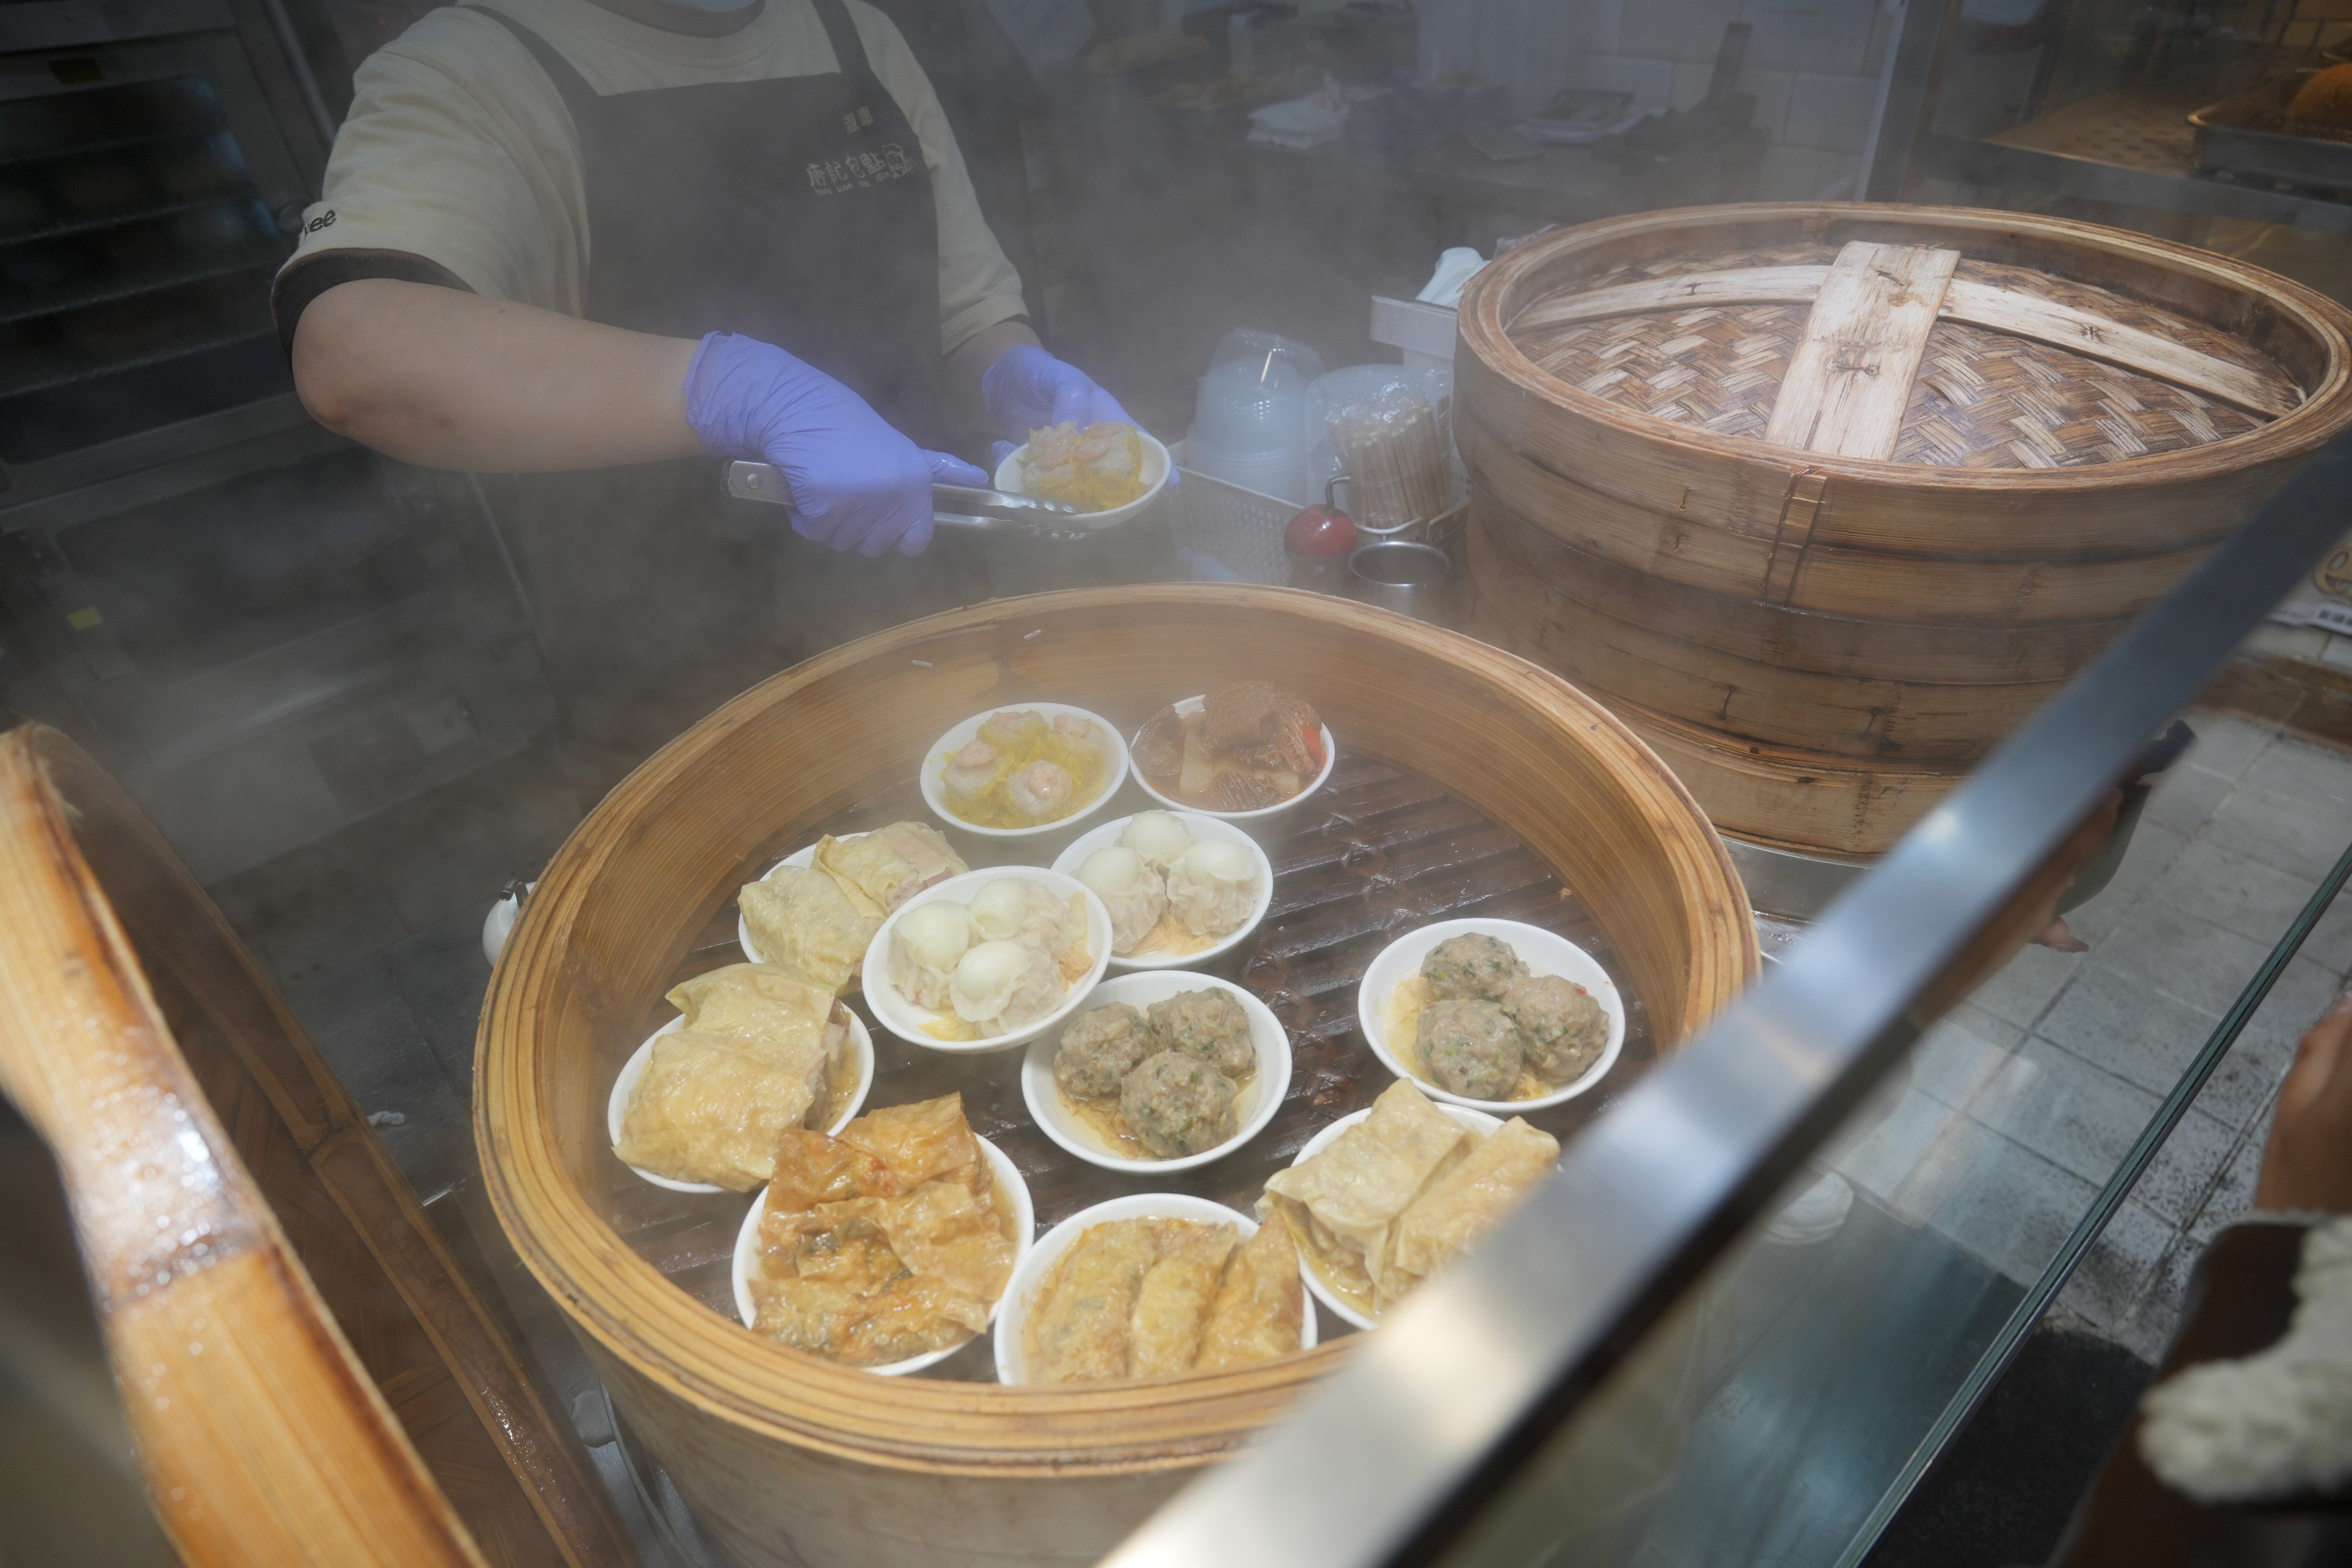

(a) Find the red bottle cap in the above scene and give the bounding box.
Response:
[1285,504,1357,558]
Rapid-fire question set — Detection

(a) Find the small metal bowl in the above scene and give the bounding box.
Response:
[1346,540,1456,625]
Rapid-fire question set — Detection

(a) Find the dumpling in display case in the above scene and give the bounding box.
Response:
[948,939,1062,1029]
[1195,1221,1306,1370]
[1164,839,1259,938]
[739,864,878,994]
[1020,1215,1303,1384]
[1378,1117,1558,1311]
[1075,846,1167,955]
[614,1032,822,1190]
[1025,1219,1158,1384]
[667,963,842,1068]
[1119,810,1193,872]
[889,901,973,1013]
[1129,1222,1241,1377]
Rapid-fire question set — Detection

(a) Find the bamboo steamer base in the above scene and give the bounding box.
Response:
[477,586,1758,1568]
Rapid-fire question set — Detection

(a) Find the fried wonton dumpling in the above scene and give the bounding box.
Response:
[767,1127,900,1212]
[615,1031,820,1190]
[1195,1220,1304,1370]
[748,1273,991,1368]
[1379,1117,1559,1312]
[740,867,878,994]
[837,1094,980,1189]
[1025,1221,1157,1385]
[827,1180,1016,1302]
[1130,1221,1239,1377]
[816,823,967,918]
[1260,1079,1470,1311]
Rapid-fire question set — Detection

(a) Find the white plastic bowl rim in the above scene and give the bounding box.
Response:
[607,1010,876,1194]
[730,1134,1034,1377]
[992,430,1174,531]
[1285,1099,1505,1331]
[992,1191,1318,1385]
[1048,811,1275,970]
[1129,694,1338,823]
[1018,970,1292,1174]
[860,867,1116,1053]
[918,702,1131,842]
[1356,916,1627,1114]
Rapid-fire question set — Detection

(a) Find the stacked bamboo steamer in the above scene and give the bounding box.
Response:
[1458,203,2352,856]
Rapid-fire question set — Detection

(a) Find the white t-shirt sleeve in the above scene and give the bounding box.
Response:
[283,8,587,315]
[853,3,1029,356]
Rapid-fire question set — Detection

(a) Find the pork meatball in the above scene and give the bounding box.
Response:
[1146,988,1254,1077]
[1422,933,1527,1001]
[1121,1050,1238,1158]
[1418,997,1523,1100]
[1054,1003,1155,1099]
[1504,972,1609,1084]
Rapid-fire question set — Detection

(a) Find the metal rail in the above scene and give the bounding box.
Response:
[1102,433,2352,1568]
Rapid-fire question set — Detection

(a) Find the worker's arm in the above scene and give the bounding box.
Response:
[292,278,702,472]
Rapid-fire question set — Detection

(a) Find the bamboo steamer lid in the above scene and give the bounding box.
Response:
[1457,202,2352,854]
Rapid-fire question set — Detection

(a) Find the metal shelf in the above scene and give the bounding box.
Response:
[1924,88,2352,234]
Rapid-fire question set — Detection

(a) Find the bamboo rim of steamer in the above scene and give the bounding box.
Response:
[476,586,1757,1478]
[1458,201,2352,499]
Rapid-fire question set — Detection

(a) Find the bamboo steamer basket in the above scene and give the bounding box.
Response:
[476,585,1756,1568]
[1457,202,2352,854]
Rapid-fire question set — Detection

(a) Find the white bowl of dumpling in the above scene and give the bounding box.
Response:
[1049,810,1275,971]
[920,703,1129,843]
[863,868,1115,1052]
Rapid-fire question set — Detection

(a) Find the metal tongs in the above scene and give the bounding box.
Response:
[724,461,1095,540]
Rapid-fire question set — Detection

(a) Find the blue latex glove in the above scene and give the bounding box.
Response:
[981,343,1138,468]
[686,331,987,558]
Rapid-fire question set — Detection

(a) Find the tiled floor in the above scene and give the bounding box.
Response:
[1829,710,2352,1364]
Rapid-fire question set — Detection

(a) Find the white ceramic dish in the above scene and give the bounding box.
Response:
[736,831,870,967]
[1047,812,1275,970]
[1129,694,1338,823]
[607,1010,876,1194]
[1356,917,1625,1114]
[1282,1100,1505,1331]
[918,702,1130,843]
[860,867,1114,1053]
[731,1134,1033,1377]
[992,430,1174,531]
[1019,972,1291,1174]
[992,1192,1316,1385]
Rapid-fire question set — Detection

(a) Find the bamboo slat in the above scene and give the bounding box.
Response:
[0,726,631,1568]
[474,585,1759,1568]
[1762,242,1960,459]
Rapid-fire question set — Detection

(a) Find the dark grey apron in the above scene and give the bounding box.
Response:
[478,0,972,760]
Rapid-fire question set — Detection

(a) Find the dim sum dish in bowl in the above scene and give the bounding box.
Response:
[1357,917,1625,1113]
[863,867,1114,1052]
[1048,809,1273,969]
[992,421,1173,531]
[920,704,1129,840]
[1130,684,1336,821]
[729,1094,1034,1376]
[608,964,876,1194]
[1020,972,1291,1173]
[736,821,968,979]
[1267,1079,1557,1331]
[993,1192,1315,1385]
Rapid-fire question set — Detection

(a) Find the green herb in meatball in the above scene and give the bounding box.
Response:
[1146,988,1254,1077]
[1121,1050,1238,1157]
[1421,933,1527,1002]
[1418,997,1524,1100]
[1504,972,1609,1084]
[1054,1003,1155,1099]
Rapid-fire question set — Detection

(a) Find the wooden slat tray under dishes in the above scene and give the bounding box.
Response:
[476,585,1758,1568]
[1455,202,2352,854]
[609,754,1656,1327]
[2191,72,2352,192]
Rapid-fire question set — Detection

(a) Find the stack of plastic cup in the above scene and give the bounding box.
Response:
[1184,331,1327,504]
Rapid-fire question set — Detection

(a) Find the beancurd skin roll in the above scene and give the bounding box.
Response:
[1196,1220,1306,1370]
[1129,1222,1239,1378]
[1025,1221,1157,1384]
[816,824,968,916]
[836,1093,980,1188]
[1380,1117,1560,1311]
[615,1030,818,1190]
[739,867,878,994]
[1261,1079,1470,1310]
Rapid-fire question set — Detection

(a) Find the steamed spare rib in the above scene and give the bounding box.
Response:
[1132,684,1325,812]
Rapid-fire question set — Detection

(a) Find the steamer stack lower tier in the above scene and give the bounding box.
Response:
[1454,202,2352,856]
